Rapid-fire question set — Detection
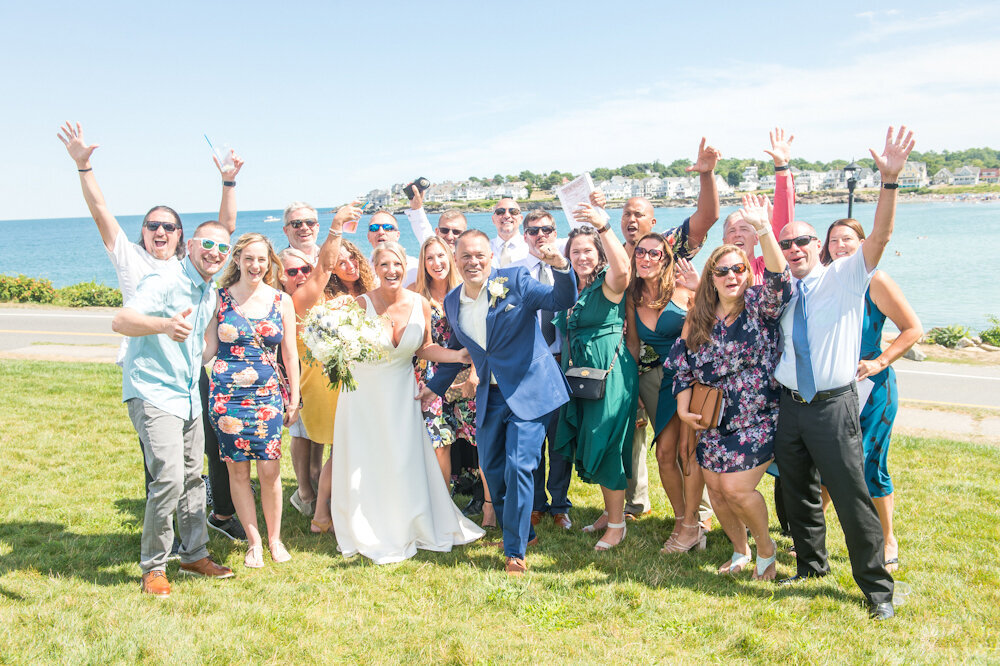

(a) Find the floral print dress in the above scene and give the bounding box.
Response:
[412,300,476,449]
[209,288,285,462]
[668,269,791,473]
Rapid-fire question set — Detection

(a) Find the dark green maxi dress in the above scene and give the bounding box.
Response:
[555,268,638,491]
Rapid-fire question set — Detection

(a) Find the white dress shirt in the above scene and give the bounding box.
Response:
[458,282,497,384]
[490,234,530,268]
[774,249,874,392]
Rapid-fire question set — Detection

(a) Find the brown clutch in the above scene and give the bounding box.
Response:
[679,382,723,476]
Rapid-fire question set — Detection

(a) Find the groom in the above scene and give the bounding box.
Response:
[422,229,576,574]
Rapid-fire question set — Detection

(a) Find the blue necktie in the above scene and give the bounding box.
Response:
[793,279,817,403]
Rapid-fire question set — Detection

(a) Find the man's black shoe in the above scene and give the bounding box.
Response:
[868,601,894,620]
[776,573,827,585]
[462,498,484,517]
[207,513,247,541]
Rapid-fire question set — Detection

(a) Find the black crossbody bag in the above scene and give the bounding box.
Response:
[564,329,625,401]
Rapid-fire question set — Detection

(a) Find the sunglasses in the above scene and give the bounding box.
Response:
[285,265,313,277]
[712,263,748,277]
[525,225,556,236]
[286,218,319,229]
[145,221,180,233]
[437,227,463,236]
[778,235,818,250]
[494,207,521,217]
[369,223,397,232]
[634,247,665,260]
[192,238,231,254]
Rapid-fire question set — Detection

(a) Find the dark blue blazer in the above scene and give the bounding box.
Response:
[428,265,577,428]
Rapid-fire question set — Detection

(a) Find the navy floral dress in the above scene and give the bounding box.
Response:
[668,269,791,473]
[209,288,285,462]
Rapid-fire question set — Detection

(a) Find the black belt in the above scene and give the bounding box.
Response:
[782,383,854,404]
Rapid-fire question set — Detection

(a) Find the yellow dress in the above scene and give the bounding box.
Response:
[297,327,339,445]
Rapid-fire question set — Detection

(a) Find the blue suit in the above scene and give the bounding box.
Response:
[429,265,577,558]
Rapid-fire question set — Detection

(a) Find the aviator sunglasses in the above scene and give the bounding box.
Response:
[286,218,319,229]
[525,225,556,236]
[192,238,231,254]
[494,207,522,216]
[144,221,180,233]
[285,265,313,277]
[634,247,666,260]
[712,263,748,277]
[778,235,818,251]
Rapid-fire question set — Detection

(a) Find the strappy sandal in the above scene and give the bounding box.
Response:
[752,538,777,581]
[244,544,264,568]
[481,501,497,529]
[310,518,333,534]
[582,511,609,534]
[660,523,706,554]
[594,522,627,551]
[269,540,292,564]
[719,551,752,575]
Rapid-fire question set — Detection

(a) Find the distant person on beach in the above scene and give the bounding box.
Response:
[618,138,721,525]
[404,182,468,251]
[819,218,923,574]
[281,202,322,264]
[58,121,247,550]
[366,210,419,285]
[490,198,530,267]
[111,221,237,597]
[772,125,914,621]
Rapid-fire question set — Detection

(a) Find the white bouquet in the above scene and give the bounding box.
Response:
[299,294,386,392]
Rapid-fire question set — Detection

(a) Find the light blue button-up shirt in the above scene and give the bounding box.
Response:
[121,258,217,419]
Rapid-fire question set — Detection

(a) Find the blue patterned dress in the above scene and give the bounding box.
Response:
[635,301,687,436]
[668,269,791,473]
[859,287,897,498]
[209,288,285,462]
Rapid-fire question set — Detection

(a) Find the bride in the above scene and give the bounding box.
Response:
[330,240,484,563]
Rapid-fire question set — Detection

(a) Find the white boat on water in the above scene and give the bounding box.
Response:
[263,215,281,223]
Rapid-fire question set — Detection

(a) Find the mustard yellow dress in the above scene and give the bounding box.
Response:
[297,325,339,445]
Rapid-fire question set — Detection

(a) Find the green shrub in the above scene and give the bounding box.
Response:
[56,281,123,307]
[980,316,1000,347]
[925,324,970,348]
[0,274,57,303]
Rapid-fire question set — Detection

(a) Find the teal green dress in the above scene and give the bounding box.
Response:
[555,268,638,491]
[634,301,687,436]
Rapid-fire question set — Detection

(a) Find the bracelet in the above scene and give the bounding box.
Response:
[882,182,899,190]
[78,168,93,173]
[596,224,610,234]
[223,181,236,187]
[756,226,772,238]
[328,230,342,238]
[773,164,790,172]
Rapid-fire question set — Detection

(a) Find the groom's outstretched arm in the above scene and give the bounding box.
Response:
[519,261,577,314]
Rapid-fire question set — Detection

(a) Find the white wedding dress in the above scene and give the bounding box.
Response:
[330,292,484,564]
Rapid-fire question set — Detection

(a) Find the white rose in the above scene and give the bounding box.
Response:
[488,280,505,299]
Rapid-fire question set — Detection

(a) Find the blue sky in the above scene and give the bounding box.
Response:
[2,1,999,219]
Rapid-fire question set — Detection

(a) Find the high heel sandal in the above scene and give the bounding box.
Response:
[660,523,706,554]
[269,540,292,564]
[582,511,609,534]
[719,551,752,575]
[752,538,777,580]
[481,501,496,528]
[310,518,333,534]
[594,522,627,551]
[244,544,264,568]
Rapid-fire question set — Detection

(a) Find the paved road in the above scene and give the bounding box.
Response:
[2,306,999,408]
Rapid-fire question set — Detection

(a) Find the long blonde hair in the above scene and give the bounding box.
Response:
[217,233,282,289]
[412,236,459,304]
[627,232,675,311]
[685,244,755,351]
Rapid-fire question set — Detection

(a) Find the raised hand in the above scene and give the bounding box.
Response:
[537,242,568,269]
[213,150,244,179]
[684,137,722,174]
[764,127,794,166]
[572,202,606,228]
[589,188,607,209]
[163,307,194,342]
[674,257,699,291]
[332,200,363,232]
[57,122,99,168]
[738,193,770,232]
[408,181,425,210]
[870,125,915,182]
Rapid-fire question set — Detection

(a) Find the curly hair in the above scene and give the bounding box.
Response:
[217,233,282,289]
[326,239,375,298]
[684,244,755,351]
[627,233,676,311]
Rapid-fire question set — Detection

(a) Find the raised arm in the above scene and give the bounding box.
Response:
[57,122,122,251]
[739,194,787,275]
[856,272,923,380]
[863,125,915,271]
[684,137,722,246]
[215,150,244,233]
[404,182,434,245]
[764,127,795,236]
[291,202,359,315]
[573,203,630,297]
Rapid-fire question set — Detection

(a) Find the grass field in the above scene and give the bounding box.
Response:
[2,359,999,664]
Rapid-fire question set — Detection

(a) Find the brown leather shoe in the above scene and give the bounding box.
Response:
[141,570,170,597]
[552,513,572,529]
[505,557,527,576]
[530,510,543,526]
[179,557,234,579]
[624,509,652,521]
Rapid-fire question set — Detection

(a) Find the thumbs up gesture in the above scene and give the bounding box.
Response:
[164,307,194,342]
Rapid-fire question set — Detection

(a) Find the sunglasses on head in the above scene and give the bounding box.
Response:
[369,223,397,232]
[286,218,318,229]
[778,235,818,251]
[192,238,231,254]
[145,221,180,233]
[494,207,521,217]
[437,227,463,236]
[525,225,556,236]
[634,247,665,260]
[285,265,313,277]
[712,263,748,277]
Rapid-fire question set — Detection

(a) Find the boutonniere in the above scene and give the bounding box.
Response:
[487,277,509,308]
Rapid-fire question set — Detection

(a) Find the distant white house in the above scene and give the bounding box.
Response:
[821,170,847,190]
[793,170,824,193]
[855,167,880,189]
[932,168,953,186]
[980,167,1000,184]
[366,189,392,207]
[952,165,980,186]
[897,161,928,188]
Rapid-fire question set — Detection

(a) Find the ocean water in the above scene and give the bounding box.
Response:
[1,201,997,330]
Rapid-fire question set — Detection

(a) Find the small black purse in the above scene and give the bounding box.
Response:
[564,330,624,401]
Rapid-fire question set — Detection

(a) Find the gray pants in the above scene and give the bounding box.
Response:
[626,366,713,521]
[128,399,210,573]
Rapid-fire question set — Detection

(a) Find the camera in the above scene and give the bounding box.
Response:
[403,177,431,200]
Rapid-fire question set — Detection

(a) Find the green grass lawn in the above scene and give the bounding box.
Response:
[2,360,999,663]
